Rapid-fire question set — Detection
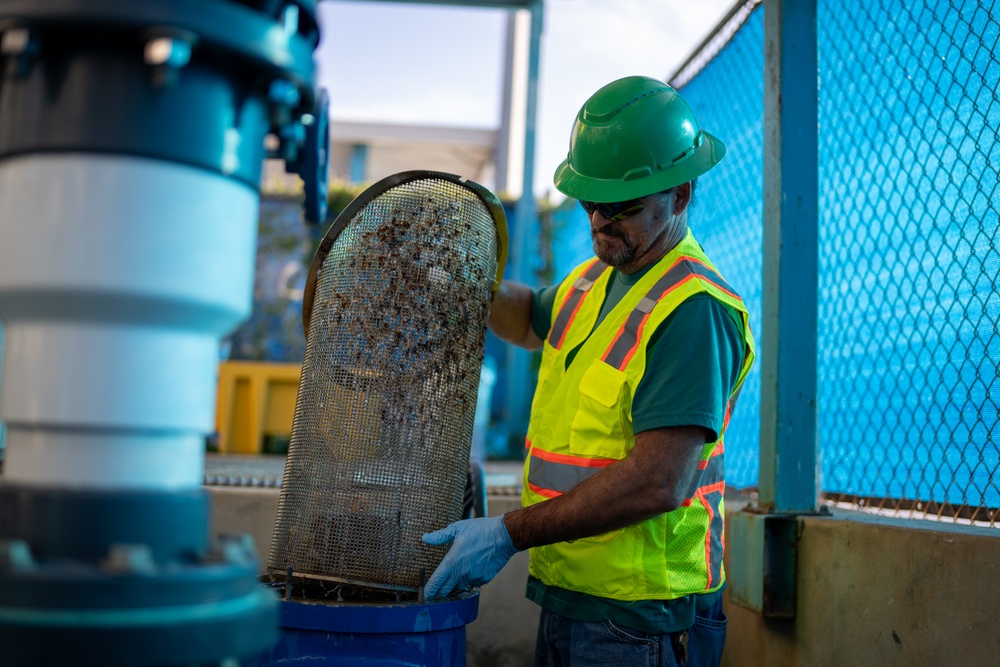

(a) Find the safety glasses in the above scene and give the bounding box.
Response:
[579,197,647,222]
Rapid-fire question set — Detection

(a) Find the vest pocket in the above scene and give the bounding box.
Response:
[569,361,630,460]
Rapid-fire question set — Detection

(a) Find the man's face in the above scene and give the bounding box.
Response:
[588,191,678,271]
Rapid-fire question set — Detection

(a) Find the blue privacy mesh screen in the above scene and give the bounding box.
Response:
[548,0,998,521]
[673,1,999,521]
[816,0,999,516]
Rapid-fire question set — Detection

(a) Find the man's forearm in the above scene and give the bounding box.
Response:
[502,425,711,550]
[488,280,543,349]
[503,454,666,549]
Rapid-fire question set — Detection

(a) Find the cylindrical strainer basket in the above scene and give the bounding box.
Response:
[267,171,507,596]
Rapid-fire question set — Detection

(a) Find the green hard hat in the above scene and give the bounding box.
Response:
[553,75,726,203]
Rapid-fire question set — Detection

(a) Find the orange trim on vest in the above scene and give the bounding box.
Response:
[697,441,725,469]
[680,480,726,507]
[530,448,619,468]
[600,272,697,368]
[680,256,742,300]
[696,482,726,591]
[549,258,606,350]
[697,481,725,497]
[601,256,745,371]
[699,493,716,589]
[527,481,563,499]
[552,293,582,349]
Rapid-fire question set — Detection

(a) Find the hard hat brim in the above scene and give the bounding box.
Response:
[553,130,726,203]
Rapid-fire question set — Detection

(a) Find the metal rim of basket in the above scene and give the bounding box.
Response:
[300,169,508,338]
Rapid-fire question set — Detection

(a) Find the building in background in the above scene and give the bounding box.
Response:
[262,120,499,193]
[262,9,532,198]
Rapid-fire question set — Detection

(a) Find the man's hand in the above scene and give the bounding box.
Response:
[421,515,520,599]
[487,280,543,350]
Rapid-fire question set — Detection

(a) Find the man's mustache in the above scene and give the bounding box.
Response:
[592,222,627,239]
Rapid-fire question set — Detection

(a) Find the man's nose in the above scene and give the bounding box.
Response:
[589,210,613,231]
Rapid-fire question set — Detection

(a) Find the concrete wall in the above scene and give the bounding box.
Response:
[722,511,1000,667]
[209,485,999,667]
[209,486,280,563]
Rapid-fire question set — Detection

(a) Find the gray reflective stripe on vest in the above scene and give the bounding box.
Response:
[548,259,609,349]
[529,450,722,499]
[528,453,606,494]
[683,453,724,501]
[603,259,739,371]
[687,454,725,589]
[705,489,725,588]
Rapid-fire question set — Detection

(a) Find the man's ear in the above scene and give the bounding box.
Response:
[672,181,692,215]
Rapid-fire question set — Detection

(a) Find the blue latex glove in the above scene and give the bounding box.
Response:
[422,515,519,599]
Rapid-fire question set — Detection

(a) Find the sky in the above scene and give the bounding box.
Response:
[314,0,736,198]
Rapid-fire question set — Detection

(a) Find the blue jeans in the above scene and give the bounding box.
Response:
[532,599,727,667]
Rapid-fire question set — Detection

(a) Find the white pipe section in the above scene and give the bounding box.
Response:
[3,429,206,490]
[0,154,259,490]
[498,8,531,199]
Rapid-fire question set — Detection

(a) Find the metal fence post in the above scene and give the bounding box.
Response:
[759,0,819,514]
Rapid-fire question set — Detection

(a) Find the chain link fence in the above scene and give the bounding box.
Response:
[543,6,767,486]
[670,2,765,489]
[817,0,999,525]
[666,0,999,526]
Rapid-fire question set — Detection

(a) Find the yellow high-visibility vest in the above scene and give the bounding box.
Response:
[521,229,755,600]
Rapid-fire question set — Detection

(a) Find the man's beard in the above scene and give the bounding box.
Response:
[591,224,635,267]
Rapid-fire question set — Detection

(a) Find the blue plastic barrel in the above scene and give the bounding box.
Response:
[254,590,479,666]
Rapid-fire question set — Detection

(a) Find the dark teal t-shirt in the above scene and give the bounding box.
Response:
[526,260,746,634]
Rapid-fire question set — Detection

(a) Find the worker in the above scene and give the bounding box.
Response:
[423,75,756,667]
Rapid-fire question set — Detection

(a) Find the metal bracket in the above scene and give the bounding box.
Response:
[728,509,801,619]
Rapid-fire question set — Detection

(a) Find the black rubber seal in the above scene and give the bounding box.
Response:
[0,485,280,665]
[0,0,320,187]
[0,38,270,187]
[0,486,209,562]
[0,0,318,90]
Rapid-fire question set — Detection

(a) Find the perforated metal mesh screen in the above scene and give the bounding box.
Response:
[267,175,500,591]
